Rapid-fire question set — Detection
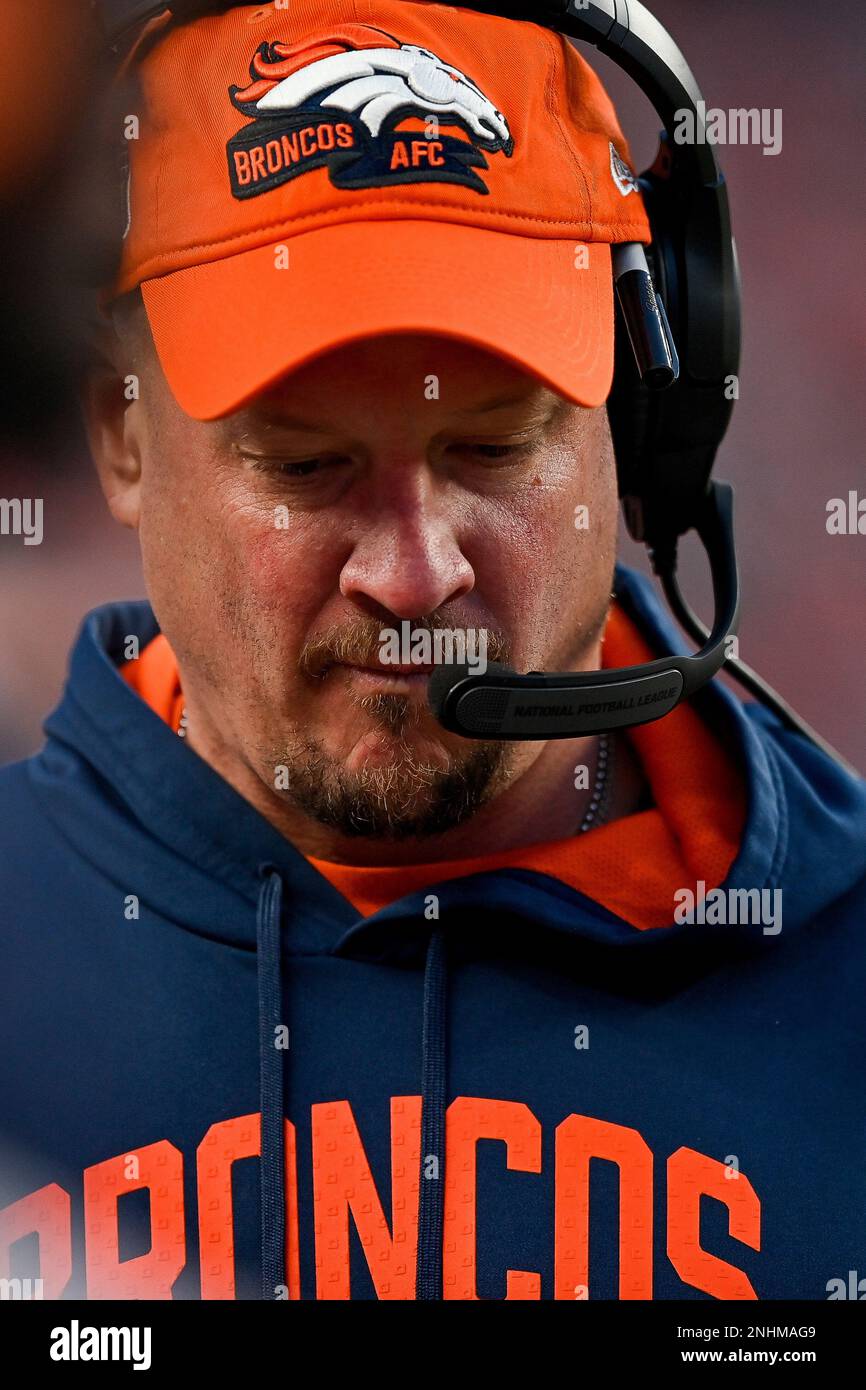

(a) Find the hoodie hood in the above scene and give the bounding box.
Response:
[4,562,865,1301]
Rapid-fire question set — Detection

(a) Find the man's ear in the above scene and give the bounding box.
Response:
[81,314,143,530]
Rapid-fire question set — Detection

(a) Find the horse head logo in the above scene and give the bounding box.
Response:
[230,30,513,155]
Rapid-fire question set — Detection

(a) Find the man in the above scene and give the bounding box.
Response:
[1,0,865,1302]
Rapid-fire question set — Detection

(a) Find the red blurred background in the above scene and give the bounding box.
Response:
[0,0,864,768]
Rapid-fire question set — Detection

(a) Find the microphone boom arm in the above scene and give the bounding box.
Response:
[427,481,739,739]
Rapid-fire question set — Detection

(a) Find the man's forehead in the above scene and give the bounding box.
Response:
[219,374,571,441]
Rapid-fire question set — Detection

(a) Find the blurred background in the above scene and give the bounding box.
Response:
[0,0,864,768]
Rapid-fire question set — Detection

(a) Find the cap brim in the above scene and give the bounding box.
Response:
[140,221,614,421]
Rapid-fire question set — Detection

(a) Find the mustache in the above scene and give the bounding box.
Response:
[299,612,511,679]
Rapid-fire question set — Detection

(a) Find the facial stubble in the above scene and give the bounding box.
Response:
[260,589,611,842]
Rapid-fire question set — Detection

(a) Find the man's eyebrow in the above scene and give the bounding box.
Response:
[222,388,571,442]
[224,413,334,442]
[452,387,570,423]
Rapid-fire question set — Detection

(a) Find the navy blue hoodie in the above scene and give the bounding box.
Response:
[1,565,865,1301]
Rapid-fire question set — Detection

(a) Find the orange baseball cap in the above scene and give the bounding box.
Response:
[109,0,651,420]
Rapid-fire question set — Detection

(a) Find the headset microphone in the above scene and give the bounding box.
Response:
[429,480,739,739]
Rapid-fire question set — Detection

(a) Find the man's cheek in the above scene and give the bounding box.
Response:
[208,506,297,602]
[252,542,329,636]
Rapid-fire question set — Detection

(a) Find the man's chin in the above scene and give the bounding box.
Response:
[343,724,454,775]
[268,724,511,841]
[324,686,460,775]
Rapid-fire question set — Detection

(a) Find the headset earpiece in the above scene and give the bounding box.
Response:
[608,135,741,550]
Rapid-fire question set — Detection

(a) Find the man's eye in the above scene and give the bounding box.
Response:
[472,443,515,459]
[245,455,339,478]
[463,441,531,462]
[272,458,324,477]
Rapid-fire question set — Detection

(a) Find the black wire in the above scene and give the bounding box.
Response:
[655,558,860,780]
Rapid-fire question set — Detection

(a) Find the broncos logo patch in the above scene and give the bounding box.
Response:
[226,25,513,199]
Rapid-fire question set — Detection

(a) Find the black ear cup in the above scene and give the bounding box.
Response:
[608,139,741,551]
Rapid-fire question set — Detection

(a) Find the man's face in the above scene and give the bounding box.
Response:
[107,321,619,840]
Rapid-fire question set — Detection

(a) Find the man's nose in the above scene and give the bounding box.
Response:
[339,483,475,619]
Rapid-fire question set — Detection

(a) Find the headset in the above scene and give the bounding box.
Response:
[94,0,857,775]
